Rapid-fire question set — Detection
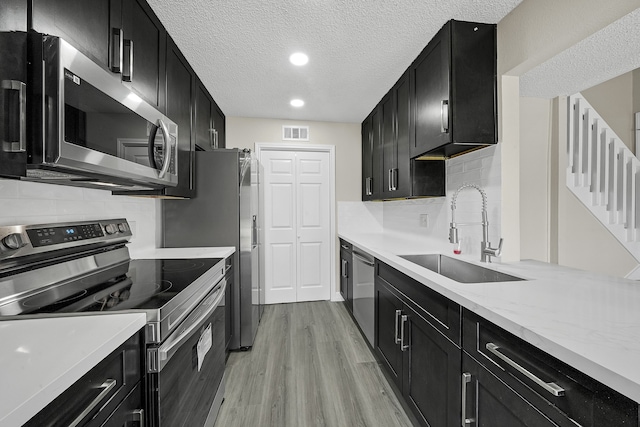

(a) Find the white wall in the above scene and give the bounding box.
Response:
[520,97,551,262]
[226,116,361,203]
[0,179,160,252]
[581,72,634,150]
[498,0,640,277]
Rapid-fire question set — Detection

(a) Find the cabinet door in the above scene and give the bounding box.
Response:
[371,105,383,198]
[375,278,404,390]
[165,36,195,197]
[121,0,165,111]
[462,353,560,427]
[361,115,373,200]
[31,0,121,70]
[403,304,461,427]
[394,71,411,197]
[211,102,226,148]
[381,92,395,198]
[195,80,214,150]
[410,23,450,157]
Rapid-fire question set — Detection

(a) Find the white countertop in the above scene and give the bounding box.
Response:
[0,313,146,427]
[130,246,235,260]
[340,231,640,404]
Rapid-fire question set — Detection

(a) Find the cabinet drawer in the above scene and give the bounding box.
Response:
[376,260,460,345]
[339,239,352,252]
[25,330,144,427]
[463,309,638,427]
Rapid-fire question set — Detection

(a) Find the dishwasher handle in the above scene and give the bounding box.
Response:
[352,251,374,267]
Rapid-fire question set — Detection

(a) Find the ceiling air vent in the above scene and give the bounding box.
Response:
[283,125,309,141]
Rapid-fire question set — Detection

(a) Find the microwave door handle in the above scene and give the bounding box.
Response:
[1,80,27,153]
[147,124,159,169]
[157,119,173,179]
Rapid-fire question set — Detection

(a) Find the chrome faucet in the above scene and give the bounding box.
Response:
[449,183,503,263]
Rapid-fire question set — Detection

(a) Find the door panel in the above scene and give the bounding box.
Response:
[296,151,330,301]
[263,151,297,303]
[262,149,331,304]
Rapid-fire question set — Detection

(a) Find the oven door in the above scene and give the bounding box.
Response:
[28,35,178,190]
[147,277,226,427]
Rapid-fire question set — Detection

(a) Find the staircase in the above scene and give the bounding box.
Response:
[566,94,640,275]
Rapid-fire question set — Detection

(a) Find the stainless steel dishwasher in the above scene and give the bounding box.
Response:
[352,247,375,346]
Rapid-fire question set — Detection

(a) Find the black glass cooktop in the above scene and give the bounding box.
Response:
[18,258,222,315]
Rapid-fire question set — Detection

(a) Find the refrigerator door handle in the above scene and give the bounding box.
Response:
[252,215,257,246]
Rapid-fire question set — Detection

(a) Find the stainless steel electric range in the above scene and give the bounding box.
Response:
[0,218,228,427]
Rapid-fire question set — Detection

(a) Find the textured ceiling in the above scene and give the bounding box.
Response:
[520,8,640,98]
[146,0,523,123]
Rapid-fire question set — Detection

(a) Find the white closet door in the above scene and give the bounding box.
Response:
[296,151,331,301]
[263,150,297,304]
[262,149,331,304]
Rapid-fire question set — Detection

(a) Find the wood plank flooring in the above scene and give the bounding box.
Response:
[214,301,414,427]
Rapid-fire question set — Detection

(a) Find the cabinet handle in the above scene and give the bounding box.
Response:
[441,100,449,133]
[122,39,134,82]
[485,342,565,397]
[132,409,144,427]
[461,372,474,426]
[340,244,350,250]
[394,309,402,344]
[110,28,124,73]
[214,129,219,148]
[1,80,26,153]
[68,379,117,427]
[388,169,392,191]
[341,259,346,278]
[400,314,409,351]
[365,177,372,196]
[392,168,398,191]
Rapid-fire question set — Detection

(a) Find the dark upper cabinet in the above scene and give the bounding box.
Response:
[410,20,497,158]
[361,115,373,200]
[161,35,195,197]
[31,0,166,112]
[362,71,446,201]
[195,79,226,151]
[121,0,166,111]
[31,0,119,69]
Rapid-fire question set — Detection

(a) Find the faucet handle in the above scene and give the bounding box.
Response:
[493,238,503,257]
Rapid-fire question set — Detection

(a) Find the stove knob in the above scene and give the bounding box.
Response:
[105,224,117,235]
[118,223,127,233]
[2,233,25,250]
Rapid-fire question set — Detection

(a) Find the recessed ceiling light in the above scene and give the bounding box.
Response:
[289,52,309,66]
[290,99,304,107]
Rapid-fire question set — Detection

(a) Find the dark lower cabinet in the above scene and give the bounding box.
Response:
[375,262,461,426]
[25,330,145,427]
[339,239,353,312]
[462,352,560,427]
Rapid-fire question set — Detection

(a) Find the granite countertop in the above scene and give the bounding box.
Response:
[340,231,640,404]
[0,313,146,427]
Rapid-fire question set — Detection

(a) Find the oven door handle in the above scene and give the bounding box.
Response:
[151,280,226,373]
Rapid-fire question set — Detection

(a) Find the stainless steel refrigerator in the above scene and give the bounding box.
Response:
[162,148,262,349]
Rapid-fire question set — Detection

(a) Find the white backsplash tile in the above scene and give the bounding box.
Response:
[0,179,159,252]
[339,144,502,261]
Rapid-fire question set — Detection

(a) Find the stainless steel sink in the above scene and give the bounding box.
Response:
[398,254,524,283]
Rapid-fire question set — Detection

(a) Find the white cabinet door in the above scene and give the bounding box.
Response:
[262,149,331,304]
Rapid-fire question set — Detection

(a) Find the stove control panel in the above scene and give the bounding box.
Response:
[27,223,106,247]
[0,219,132,262]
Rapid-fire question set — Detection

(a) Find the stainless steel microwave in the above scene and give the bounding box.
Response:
[1,33,178,191]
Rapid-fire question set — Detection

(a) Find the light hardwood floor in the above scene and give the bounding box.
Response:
[214,301,415,427]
